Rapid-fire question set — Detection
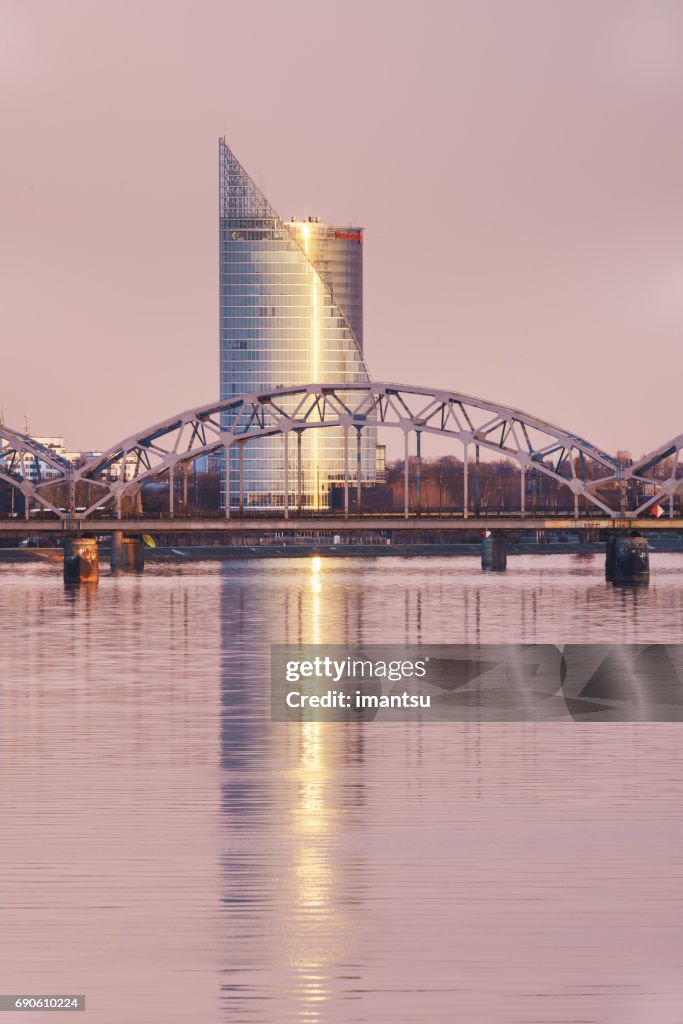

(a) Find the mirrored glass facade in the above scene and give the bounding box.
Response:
[219,139,375,510]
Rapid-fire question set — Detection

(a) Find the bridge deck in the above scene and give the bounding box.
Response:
[1,516,682,534]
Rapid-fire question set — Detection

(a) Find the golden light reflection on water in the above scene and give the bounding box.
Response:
[310,556,322,632]
[287,557,347,1020]
[294,724,332,904]
[289,719,353,1021]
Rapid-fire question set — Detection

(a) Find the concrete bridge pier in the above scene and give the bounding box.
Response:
[63,536,99,585]
[481,533,507,571]
[110,531,145,572]
[605,532,649,585]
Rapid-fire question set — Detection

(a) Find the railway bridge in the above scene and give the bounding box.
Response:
[1,382,680,583]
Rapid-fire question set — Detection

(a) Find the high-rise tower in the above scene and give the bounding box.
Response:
[219,139,375,510]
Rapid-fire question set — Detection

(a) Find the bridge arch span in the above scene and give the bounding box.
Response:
[628,433,683,517]
[0,425,71,518]
[75,382,625,519]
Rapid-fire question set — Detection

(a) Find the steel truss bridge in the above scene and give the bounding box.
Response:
[1,382,682,528]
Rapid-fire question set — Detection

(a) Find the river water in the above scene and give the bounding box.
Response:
[1,553,682,1023]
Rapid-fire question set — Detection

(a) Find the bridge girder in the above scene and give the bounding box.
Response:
[71,382,626,519]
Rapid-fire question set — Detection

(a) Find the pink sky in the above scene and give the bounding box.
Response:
[1,1,682,457]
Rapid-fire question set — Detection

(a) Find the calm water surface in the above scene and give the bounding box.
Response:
[1,553,682,1023]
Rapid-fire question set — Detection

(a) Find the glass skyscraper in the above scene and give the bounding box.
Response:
[219,138,375,510]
